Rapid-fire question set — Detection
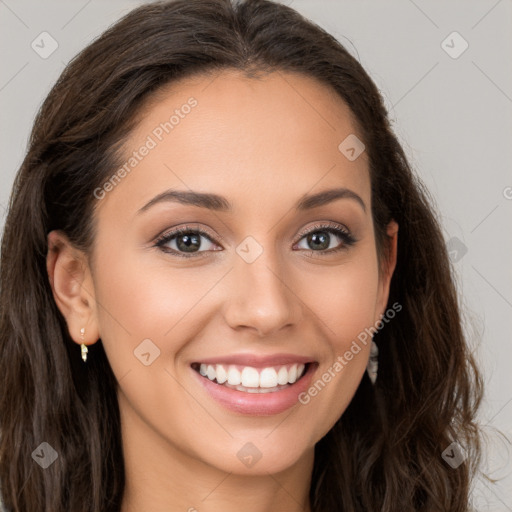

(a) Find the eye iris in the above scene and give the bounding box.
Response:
[307,231,330,250]
[176,232,201,252]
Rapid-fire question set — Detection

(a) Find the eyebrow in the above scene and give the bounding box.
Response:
[137,186,366,214]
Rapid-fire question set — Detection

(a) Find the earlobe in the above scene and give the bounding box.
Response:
[46,230,100,346]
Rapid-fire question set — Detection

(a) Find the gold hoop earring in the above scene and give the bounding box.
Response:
[80,327,88,363]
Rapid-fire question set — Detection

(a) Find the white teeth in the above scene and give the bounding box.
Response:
[231,383,283,393]
[227,366,241,385]
[206,365,216,381]
[288,364,297,383]
[277,366,289,385]
[259,367,278,388]
[196,362,307,389]
[241,367,260,387]
[215,364,227,384]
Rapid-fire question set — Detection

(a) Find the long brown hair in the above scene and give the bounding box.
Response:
[0,0,482,510]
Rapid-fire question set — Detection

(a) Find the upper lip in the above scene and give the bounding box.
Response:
[191,353,315,368]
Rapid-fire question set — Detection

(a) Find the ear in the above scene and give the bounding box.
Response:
[46,230,100,347]
[375,220,399,320]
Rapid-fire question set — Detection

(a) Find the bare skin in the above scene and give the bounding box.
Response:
[47,69,397,512]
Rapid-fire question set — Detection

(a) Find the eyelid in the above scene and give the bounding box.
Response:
[154,221,349,246]
[153,223,224,246]
[294,221,351,243]
[153,220,355,258]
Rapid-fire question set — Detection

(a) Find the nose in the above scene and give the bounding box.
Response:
[222,245,303,337]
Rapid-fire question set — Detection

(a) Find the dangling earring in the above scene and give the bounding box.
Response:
[80,327,88,363]
[366,340,378,384]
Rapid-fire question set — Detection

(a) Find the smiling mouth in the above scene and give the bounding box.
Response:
[191,362,311,394]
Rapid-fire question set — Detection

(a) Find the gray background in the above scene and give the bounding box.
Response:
[1,0,511,509]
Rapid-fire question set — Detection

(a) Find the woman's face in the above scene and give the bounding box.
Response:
[58,70,397,476]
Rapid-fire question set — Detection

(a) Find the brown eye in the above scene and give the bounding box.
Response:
[155,227,220,258]
[295,224,355,253]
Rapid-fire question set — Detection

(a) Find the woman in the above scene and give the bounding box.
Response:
[0,0,483,510]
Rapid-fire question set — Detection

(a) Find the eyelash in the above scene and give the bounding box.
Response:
[154,222,356,259]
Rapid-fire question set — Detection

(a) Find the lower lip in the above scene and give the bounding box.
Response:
[192,363,317,416]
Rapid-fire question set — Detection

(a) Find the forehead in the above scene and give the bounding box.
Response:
[97,69,370,218]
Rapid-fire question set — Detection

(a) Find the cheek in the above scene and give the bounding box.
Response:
[90,242,212,445]
[90,235,203,377]
[294,249,380,429]
[306,250,381,349]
